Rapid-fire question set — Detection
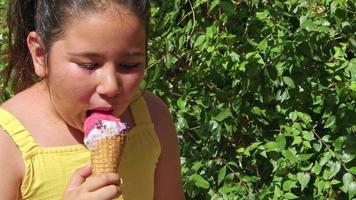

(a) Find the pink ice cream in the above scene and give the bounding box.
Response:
[83,111,129,150]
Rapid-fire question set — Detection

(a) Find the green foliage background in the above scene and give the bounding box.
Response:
[1,0,356,199]
[147,0,356,199]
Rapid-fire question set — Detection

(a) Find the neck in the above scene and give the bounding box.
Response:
[32,81,85,145]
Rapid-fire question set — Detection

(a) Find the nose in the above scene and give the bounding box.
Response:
[96,66,120,98]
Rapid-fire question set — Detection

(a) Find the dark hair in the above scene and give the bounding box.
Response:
[1,0,150,94]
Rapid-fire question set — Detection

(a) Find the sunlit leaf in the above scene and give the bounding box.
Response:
[218,166,227,185]
[283,76,296,88]
[297,172,310,191]
[193,174,210,189]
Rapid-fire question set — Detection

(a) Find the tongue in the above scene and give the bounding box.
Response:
[84,111,120,138]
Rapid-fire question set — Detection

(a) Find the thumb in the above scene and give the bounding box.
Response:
[66,165,92,190]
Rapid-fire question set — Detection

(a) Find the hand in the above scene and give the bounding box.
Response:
[63,165,121,200]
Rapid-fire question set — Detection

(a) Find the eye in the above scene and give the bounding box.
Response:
[119,63,141,69]
[78,63,100,70]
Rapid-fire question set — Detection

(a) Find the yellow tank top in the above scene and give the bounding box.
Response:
[0,97,161,200]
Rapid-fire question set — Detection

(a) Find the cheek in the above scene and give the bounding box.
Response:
[69,79,96,102]
[48,67,95,101]
[122,70,144,90]
[50,80,92,104]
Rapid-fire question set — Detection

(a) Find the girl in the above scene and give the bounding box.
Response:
[0,0,184,199]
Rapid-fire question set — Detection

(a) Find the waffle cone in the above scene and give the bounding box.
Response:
[90,134,127,175]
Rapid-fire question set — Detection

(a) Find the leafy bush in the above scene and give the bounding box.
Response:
[1,0,355,199]
[0,0,11,101]
[148,0,356,199]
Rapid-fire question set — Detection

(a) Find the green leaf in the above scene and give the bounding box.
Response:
[350,81,356,91]
[218,166,227,185]
[283,180,297,191]
[303,141,312,149]
[340,153,355,163]
[342,173,354,190]
[229,51,239,62]
[330,2,337,13]
[292,136,302,146]
[276,134,286,150]
[258,38,268,50]
[300,15,314,31]
[209,0,220,12]
[239,61,247,72]
[331,179,340,185]
[333,136,345,150]
[320,152,332,166]
[265,141,279,151]
[299,154,313,161]
[334,75,342,81]
[348,182,356,198]
[349,167,356,175]
[218,185,237,194]
[252,0,260,6]
[289,111,298,121]
[193,0,208,8]
[192,162,204,171]
[313,141,323,152]
[283,76,296,88]
[311,165,321,178]
[215,108,232,122]
[177,97,187,110]
[273,186,283,198]
[324,116,336,129]
[282,150,299,163]
[302,131,315,141]
[251,106,266,117]
[297,172,310,191]
[323,161,341,180]
[284,192,299,199]
[194,35,206,48]
[237,147,244,153]
[193,174,210,189]
[256,10,269,20]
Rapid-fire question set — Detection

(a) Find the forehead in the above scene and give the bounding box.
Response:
[55,8,146,55]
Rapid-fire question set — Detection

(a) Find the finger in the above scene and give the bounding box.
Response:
[85,173,120,192]
[66,165,92,190]
[90,184,122,200]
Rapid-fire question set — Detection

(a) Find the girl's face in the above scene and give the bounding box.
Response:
[45,8,146,131]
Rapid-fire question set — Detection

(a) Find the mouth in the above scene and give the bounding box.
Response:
[86,108,114,117]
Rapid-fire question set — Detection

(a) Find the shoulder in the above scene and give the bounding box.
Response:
[143,91,175,131]
[142,92,185,199]
[142,91,177,147]
[0,128,24,198]
[143,91,172,122]
[0,101,26,180]
[0,128,25,178]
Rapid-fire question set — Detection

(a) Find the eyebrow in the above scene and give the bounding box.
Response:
[67,51,146,57]
[125,51,146,57]
[67,52,101,58]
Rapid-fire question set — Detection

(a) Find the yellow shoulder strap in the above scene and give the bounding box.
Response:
[0,107,39,155]
[129,95,153,125]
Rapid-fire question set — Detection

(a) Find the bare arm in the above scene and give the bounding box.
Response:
[144,92,185,200]
[0,128,24,199]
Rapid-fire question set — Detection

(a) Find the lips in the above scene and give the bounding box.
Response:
[86,107,114,117]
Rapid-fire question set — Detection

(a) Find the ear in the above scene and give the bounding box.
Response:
[27,31,47,77]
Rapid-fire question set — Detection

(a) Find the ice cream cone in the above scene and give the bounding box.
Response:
[91,134,127,174]
[83,111,130,175]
